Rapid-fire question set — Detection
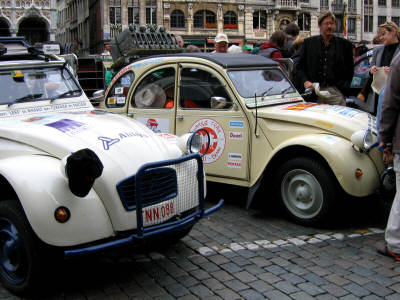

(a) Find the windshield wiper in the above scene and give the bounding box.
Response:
[9,93,43,106]
[261,87,274,97]
[281,86,295,97]
[50,89,82,102]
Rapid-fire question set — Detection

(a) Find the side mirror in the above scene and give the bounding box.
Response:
[90,89,105,106]
[300,88,313,98]
[211,96,228,109]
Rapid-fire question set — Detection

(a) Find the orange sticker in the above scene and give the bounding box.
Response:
[284,103,317,111]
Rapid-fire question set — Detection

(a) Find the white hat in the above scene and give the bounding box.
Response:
[135,84,166,108]
[228,45,242,53]
[214,32,229,44]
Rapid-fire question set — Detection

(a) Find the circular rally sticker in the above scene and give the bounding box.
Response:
[190,118,225,164]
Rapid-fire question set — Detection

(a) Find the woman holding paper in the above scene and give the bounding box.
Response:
[358,22,400,114]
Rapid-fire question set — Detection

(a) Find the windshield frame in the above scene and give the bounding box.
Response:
[227,67,303,108]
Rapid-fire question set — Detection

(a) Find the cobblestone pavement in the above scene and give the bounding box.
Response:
[2,186,400,300]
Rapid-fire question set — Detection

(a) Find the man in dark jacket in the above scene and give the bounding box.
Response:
[377,52,400,261]
[295,11,354,105]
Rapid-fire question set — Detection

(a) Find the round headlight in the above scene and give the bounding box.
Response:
[363,129,374,150]
[187,128,210,156]
[351,129,376,152]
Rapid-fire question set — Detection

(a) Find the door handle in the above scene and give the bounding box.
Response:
[127,113,133,118]
[176,114,184,120]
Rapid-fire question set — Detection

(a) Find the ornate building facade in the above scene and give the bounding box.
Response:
[0,0,57,45]
[53,0,400,55]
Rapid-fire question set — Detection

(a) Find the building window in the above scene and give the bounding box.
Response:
[320,0,329,9]
[378,16,387,25]
[253,10,267,30]
[378,0,387,5]
[335,15,343,33]
[348,0,357,8]
[348,17,356,33]
[128,0,139,25]
[298,13,310,31]
[364,0,373,5]
[194,10,216,29]
[224,11,237,30]
[393,0,400,7]
[170,10,185,29]
[109,0,121,25]
[392,16,400,26]
[146,0,157,24]
[364,15,373,32]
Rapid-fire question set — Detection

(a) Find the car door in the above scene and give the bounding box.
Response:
[175,63,250,180]
[127,64,177,133]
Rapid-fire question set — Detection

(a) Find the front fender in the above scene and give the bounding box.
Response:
[0,155,114,247]
[271,134,380,197]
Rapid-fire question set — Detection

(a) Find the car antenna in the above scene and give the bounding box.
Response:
[254,93,259,137]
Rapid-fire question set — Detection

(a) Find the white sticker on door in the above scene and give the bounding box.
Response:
[138,117,170,133]
[228,153,242,161]
[229,131,243,140]
[190,118,225,164]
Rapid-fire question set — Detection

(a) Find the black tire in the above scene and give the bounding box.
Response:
[0,200,48,295]
[275,157,337,225]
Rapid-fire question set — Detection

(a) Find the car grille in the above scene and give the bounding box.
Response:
[117,167,177,210]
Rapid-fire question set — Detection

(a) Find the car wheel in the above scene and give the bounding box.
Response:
[0,200,46,294]
[276,157,336,225]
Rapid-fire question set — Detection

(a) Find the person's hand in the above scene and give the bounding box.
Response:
[370,65,379,74]
[304,81,314,90]
[380,142,394,166]
[384,66,391,75]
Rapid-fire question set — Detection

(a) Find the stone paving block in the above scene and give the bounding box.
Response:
[238,289,265,300]
[315,295,339,300]
[154,295,175,300]
[348,266,375,277]
[265,265,287,276]
[189,284,214,298]
[389,282,400,293]
[248,280,274,293]
[257,272,281,284]
[211,270,234,282]
[214,288,242,300]
[232,270,258,283]
[327,265,351,276]
[344,273,371,285]
[324,274,350,286]
[342,283,371,297]
[143,284,168,297]
[176,294,199,300]
[244,264,266,275]
[283,264,309,276]
[189,269,212,281]
[312,258,335,267]
[203,278,225,291]
[129,293,153,300]
[353,259,379,269]
[271,257,292,267]
[306,265,332,276]
[297,282,325,296]
[297,250,317,259]
[164,283,190,298]
[280,272,306,285]
[219,262,242,274]
[362,296,386,300]
[369,273,396,287]
[290,257,315,267]
[374,266,400,277]
[303,272,329,286]
[263,289,292,300]
[200,262,221,273]
[332,259,356,269]
[188,255,208,265]
[363,281,393,297]
[223,279,250,292]
[237,249,258,259]
[288,291,314,300]
[207,255,230,265]
[321,283,348,297]
[338,295,361,300]
[386,294,400,300]
[175,275,199,288]
[273,280,300,294]
[249,256,272,268]
[231,255,252,266]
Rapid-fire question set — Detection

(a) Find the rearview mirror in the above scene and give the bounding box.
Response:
[211,96,229,109]
[90,89,105,106]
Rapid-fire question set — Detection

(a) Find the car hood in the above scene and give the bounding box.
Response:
[0,109,181,174]
[256,102,376,139]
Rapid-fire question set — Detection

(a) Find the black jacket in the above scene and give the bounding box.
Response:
[295,35,354,95]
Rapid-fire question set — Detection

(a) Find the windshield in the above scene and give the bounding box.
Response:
[228,69,299,106]
[0,67,81,105]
